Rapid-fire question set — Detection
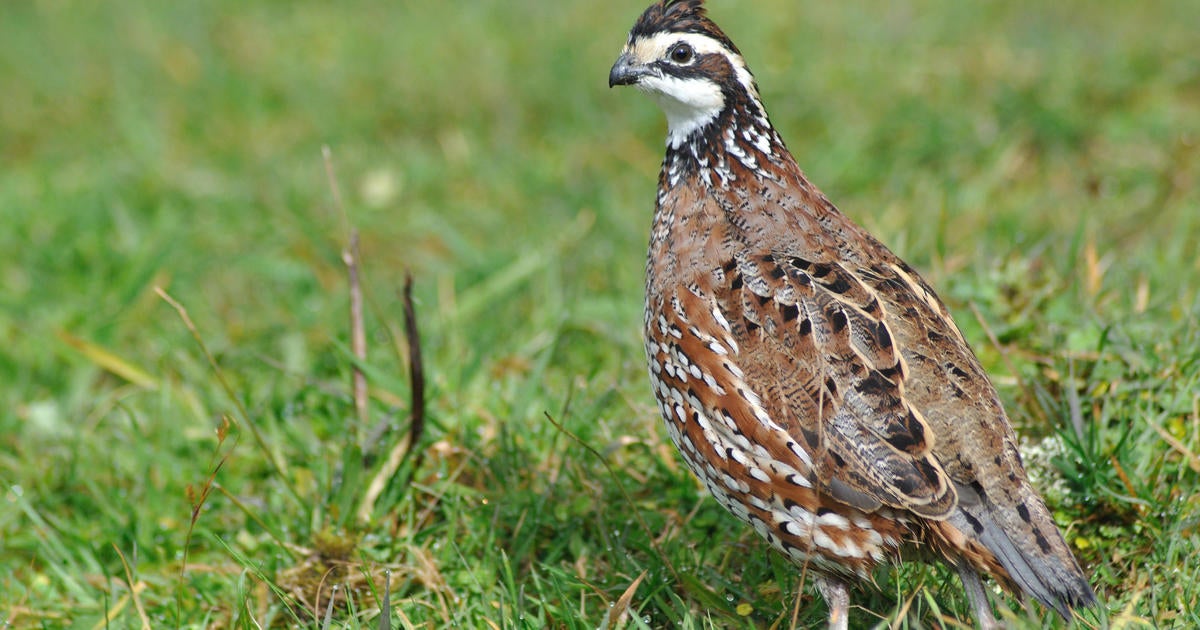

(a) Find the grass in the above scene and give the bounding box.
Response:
[2,0,1198,627]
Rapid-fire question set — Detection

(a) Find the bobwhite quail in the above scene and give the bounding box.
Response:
[608,1,1096,628]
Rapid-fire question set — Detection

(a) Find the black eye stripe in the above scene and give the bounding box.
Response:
[654,50,737,84]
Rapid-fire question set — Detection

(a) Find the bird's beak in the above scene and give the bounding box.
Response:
[609,52,649,88]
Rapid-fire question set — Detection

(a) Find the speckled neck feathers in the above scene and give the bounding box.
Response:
[661,80,786,189]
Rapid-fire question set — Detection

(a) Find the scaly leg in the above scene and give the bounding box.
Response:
[815,575,850,630]
[956,563,1002,630]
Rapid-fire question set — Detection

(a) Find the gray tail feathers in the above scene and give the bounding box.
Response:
[949,501,1097,619]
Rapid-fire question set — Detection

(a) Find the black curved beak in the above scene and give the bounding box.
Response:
[609,52,647,88]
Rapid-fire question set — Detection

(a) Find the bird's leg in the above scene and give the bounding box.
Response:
[815,575,850,630]
[956,563,1002,630]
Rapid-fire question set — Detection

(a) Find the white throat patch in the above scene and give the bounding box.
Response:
[638,75,724,148]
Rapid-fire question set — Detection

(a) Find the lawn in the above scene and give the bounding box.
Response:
[2,0,1199,627]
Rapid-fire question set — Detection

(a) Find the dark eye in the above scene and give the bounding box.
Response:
[669,43,694,64]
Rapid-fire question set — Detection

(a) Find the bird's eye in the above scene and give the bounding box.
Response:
[669,43,694,64]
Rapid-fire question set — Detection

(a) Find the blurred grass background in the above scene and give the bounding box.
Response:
[2,0,1198,627]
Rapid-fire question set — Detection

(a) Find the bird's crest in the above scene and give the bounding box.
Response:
[629,0,740,55]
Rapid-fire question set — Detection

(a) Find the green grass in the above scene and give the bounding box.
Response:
[2,0,1199,627]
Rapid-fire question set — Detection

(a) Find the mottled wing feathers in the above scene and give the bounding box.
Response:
[648,284,913,576]
[701,249,958,519]
[735,219,1096,615]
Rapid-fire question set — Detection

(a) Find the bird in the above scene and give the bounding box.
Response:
[607,1,1097,628]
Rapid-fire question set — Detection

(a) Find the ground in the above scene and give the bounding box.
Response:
[2,0,1199,627]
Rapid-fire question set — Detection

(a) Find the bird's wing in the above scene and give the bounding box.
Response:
[698,250,959,518]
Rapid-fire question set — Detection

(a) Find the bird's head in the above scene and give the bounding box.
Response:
[609,0,763,148]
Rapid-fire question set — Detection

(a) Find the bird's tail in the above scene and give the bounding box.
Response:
[947,495,1096,619]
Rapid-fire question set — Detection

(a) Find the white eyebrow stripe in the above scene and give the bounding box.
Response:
[631,32,734,60]
[627,32,758,102]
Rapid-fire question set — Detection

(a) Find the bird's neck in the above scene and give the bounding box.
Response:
[645,97,832,297]
[646,97,788,291]
[658,94,792,194]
